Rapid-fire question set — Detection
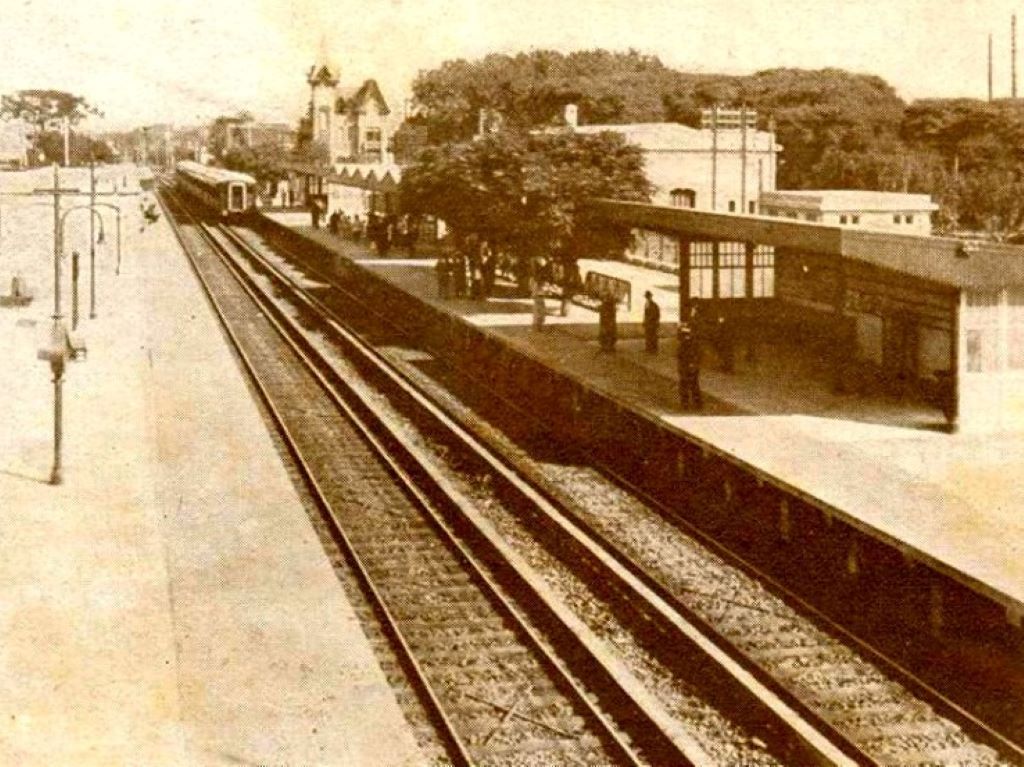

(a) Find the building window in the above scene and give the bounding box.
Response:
[728,200,736,212]
[851,215,860,224]
[748,200,756,214]
[670,188,696,208]
[786,211,798,219]
[752,245,775,297]
[718,242,746,298]
[906,215,914,224]
[839,215,848,224]
[893,214,901,224]
[689,242,714,299]
[805,212,819,222]
[365,128,382,142]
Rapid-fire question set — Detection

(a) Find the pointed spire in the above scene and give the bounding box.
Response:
[308,34,339,87]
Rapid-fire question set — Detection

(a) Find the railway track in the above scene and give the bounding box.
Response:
[224,215,1024,767]
[159,193,664,767]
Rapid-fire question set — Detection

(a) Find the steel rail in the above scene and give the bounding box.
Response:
[159,190,655,767]
[217,224,874,765]
[239,219,1024,767]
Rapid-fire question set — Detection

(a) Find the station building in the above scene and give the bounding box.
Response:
[562,105,780,213]
[563,106,781,272]
[307,60,395,165]
[323,162,402,218]
[759,189,938,236]
[285,57,399,217]
[0,120,30,169]
[594,199,1024,433]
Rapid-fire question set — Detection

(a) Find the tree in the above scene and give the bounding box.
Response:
[401,129,649,286]
[408,49,678,144]
[34,131,113,166]
[220,142,290,199]
[1,89,100,163]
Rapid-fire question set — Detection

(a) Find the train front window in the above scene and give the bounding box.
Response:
[229,184,244,211]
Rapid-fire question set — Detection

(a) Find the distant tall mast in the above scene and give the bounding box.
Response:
[1013,15,1018,98]
[989,32,994,101]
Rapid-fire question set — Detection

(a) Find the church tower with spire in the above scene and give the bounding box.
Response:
[303,38,394,166]
[307,51,339,154]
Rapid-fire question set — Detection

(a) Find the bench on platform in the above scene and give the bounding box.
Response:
[574,271,631,311]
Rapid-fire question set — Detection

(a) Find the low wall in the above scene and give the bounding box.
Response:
[255,215,1019,643]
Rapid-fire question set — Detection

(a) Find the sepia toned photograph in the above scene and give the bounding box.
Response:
[0,0,1022,764]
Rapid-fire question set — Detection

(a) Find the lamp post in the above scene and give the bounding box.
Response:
[85,202,122,279]
[34,165,82,485]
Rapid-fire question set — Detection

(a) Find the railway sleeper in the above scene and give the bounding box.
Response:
[851,718,963,746]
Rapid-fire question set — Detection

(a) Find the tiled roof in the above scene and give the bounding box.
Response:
[335,79,390,116]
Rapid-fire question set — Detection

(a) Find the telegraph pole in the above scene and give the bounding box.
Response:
[711,105,719,211]
[62,116,70,168]
[89,158,97,318]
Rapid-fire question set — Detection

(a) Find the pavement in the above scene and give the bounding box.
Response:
[275,217,1024,618]
[0,169,421,766]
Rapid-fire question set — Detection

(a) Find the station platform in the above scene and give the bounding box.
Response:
[274,216,1024,620]
[0,174,421,766]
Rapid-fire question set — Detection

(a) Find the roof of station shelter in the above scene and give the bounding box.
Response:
[329,162,401,191]
[593,199,1024,292]
[283,161,401,192]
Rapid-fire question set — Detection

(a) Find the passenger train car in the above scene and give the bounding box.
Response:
[175,161,257,220]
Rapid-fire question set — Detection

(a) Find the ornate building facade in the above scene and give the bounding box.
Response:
[307,60,393,164]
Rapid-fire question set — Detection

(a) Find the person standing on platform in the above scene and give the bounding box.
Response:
[643,290,661,354]
[310,198,322,229]
[677,322,702,409]
[716,314,735,373]
[598,293,617,352]
[531,276,546,330]
[452,254,467,298]
[435,256,451,299]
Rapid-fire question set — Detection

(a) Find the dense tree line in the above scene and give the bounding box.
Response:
[1,89,112,165]
[401,130,649,289]
[398,50,1024,236]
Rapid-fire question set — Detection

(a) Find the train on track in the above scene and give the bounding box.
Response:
[175,160,256,220]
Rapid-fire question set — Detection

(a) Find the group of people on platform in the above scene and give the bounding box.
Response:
[310,199,420,257]
[419,235,728,413]
[435,247,499,300]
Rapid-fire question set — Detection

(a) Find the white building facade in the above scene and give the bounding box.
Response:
[759,190,938,236]
[308,60,396,165]
[562,107,781,276]
[566,108,780,213]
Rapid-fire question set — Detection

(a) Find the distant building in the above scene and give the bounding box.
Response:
[0,120,30,169]
[556,105,781,272]
[208,115,295,158]
[759,189,938,236]
[307,59,394,164]
[562,105,780,212]
[286,55,398,214]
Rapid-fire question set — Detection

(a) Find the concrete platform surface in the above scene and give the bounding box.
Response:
[0,172,421,766]
[278,221,1024,615]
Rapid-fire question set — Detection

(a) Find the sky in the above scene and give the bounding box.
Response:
[0,0,1021,130]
